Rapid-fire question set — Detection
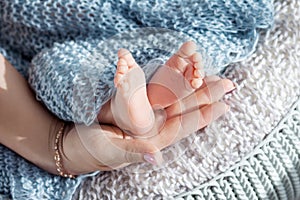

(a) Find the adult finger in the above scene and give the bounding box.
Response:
[185,78,235,105]
[109,137,163,169]
[151,102,229,150]
[74,124,163,170]
[165,78,234,118]
[164,75,222,118]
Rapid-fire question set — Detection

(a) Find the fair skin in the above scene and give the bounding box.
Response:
[98,41,235,136]
[0,42,234,175]
[98,41,205,135]
[114,41,205,132]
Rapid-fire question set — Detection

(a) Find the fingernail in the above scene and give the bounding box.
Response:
[143,153,157,165]
[224,81,236,92]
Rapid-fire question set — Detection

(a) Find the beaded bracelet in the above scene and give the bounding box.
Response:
[54,122,75,178]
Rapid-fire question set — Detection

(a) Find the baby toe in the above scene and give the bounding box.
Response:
[118,49,137,69]
[194,62,205,77]
[186,66,204,89]
[191,78,203,89]
[193,69,203,78]
[167,55,189,73]
[118,48,130,58]
[177,41,197,58]
[114,74,124,87]
[191,52,202,63]
[117,59,129,74]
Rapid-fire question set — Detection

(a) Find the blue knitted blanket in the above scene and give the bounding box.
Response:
[0,0,273,199]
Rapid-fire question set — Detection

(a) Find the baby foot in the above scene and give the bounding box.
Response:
[148,41,205,108]
[111,49,155,135]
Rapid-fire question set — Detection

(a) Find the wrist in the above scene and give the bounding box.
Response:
[59,123,102,175]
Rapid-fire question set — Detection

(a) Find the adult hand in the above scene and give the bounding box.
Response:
[61,76,235,175]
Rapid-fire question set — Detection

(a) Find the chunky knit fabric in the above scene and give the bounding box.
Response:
[0,145,83,200]
[0,0,274,199]
[0,0,273,125]
[73,0,300,198]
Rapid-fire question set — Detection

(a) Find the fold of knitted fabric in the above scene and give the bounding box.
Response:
[21,0,273,125]
[74,0,300,198]
[0,0,274,199]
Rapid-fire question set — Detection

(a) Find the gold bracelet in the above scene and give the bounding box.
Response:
[54,122,75,178]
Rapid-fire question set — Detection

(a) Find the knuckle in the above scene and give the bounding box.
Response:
[124,151,132,163]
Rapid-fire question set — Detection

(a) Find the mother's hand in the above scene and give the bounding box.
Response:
[62,76,235,175]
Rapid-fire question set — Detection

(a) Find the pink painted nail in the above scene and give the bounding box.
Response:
[143,153,157,165]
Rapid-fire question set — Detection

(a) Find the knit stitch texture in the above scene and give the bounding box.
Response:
[1,0,273,125]
[0,0,274,199]
[73,0,300,198]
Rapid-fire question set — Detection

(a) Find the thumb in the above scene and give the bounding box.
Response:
[74,123,164,170]
[109,138,164,169]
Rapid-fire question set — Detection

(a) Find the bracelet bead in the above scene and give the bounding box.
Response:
[53,123,75,179]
